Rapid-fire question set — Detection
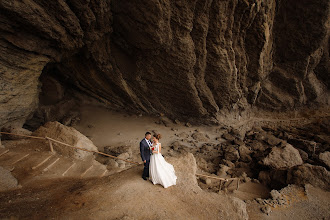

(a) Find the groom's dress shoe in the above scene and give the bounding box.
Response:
[142,177,147,180]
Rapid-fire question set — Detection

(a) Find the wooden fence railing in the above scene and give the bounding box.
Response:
[0,131,240,190]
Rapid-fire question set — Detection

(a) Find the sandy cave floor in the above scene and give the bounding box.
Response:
[0,104,330,219]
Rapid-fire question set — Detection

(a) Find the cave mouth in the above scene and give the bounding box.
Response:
[23,61,86,131]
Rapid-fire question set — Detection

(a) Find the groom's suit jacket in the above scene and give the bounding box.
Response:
[140,139,151,162]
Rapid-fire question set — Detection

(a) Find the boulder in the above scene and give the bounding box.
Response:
[167,152,200,192]
[263,144,303,169]
[223,146,240,161]
[0,166,18,191]
[238,145,252,162]
[176,132,189,139]
[229,128,246,140]
[33,121,98,160]
[319,151,330,169]
[260,206,271,215]
[117,160,126,169]
[297,148,309,162]
[254,132,267,142]
[104,145,130,156]
[117,152,130,160]
[200,177,212,185]
[264,134,282,146]
[250,140,267,151]
[287,138,316,155]
[191,132,209,142]
[287,164,330,191]
[222,159,235,168]
[222,133,235,142]
[229,197,248,220]
[233,139,245,146]
[217,164,230,178]
[314,135,330,145]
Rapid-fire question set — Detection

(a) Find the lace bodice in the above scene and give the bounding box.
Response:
[152,143,161,153]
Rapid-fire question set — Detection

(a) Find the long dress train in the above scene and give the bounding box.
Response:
[149,143,177,188]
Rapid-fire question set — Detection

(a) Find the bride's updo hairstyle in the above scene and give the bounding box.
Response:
[153,133,162,140]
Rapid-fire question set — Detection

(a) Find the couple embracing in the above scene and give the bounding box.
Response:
[140,132,177,188]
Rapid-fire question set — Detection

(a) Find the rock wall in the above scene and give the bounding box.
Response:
[0,0,329,128]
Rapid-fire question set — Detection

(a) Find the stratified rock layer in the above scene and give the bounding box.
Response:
[0,0,329,128]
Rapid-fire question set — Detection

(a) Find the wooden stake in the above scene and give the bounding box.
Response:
[46,137,54,153]
[219,180,224,193]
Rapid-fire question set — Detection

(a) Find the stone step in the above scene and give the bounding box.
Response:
[0,148,110,186]
[84,161,108,178]
[0,149,9,157]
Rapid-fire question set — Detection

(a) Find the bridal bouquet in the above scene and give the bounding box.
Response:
[150,146,155,154]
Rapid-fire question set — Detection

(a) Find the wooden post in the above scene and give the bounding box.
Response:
[219,180,224,193]
[46,137,54,153]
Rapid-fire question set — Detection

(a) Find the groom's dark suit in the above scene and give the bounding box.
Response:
[140,138,151,179]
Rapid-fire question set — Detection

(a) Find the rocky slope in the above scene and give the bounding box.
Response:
[1,0,329,128]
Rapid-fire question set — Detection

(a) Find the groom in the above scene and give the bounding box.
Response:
[140,132,152,180]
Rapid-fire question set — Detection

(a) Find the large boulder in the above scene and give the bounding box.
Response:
[229,197,248,220]
[167,152,200,192]
[319,151,330,169]
[287,164,330,191]
[33,121,98,160]
[263,144,303,169]
[0,166,18,191]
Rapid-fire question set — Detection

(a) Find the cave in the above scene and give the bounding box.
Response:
[0,0,329,219]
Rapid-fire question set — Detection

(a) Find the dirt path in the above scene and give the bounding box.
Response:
[0,158,247,219]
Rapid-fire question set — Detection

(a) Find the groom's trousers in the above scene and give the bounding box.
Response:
[143,159,150,178]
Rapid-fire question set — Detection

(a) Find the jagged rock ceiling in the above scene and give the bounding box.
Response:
[0,0,329,128]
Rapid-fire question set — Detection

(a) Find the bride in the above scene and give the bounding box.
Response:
[149,134,177,188]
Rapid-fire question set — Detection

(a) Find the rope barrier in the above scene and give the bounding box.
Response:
[1,131,239,188]
[45,137,139,165]
[0,131,46,140]
[0,131,139,165]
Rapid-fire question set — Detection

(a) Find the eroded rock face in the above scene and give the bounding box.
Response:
[0,0,329,128]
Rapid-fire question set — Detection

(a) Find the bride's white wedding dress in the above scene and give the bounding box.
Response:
[149,143,177,188]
